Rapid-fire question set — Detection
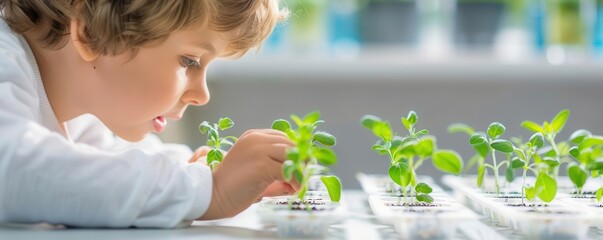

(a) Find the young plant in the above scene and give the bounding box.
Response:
[567,130,603,200]
[509,132,553,204]
[468,122,515,194]
[361,111,463,204]
[521,109,570,178]
[272,111,341,203]
[198,117,238,170]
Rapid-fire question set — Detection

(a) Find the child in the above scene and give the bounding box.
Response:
[0,0,297,228]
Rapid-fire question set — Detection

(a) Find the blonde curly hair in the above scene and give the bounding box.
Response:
[0,0,286,57]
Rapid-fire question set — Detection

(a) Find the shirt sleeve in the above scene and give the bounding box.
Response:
[0,88,212,228]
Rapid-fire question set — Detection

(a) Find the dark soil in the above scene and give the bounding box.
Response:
[385,202,442,207]
[506,203,549,207]
[275,200,326,206]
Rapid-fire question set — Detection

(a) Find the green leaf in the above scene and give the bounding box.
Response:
[314,147,337,165]
[415,129,429,137]
[525,186,537,200]
[432,150,463,175]
[542,157,560,168]
[597,187,603,202]
[447,123,475,136]
[415,137,434,157]
[536,172,557,202]
[569,129,592,144]
[282,160,295,181]
[469,133,488,145]
[371,144,388,155]
[388,162,409,187]
[272,119,291,133]
[313,131,336,146]
[578,136,603,151]
[219,139,234,148]
[199,121,212,134]
[218,117,234,130]
[505,166,515,183]
[543,121,553,134]
[297,185,307,201]
[293,168,304,185]
[360,115,381,130]
[398,140,416,156]
[514,149,526,161]
[569,146,580,159]
[320,176,342,202]
[207,149,224,163]
[490,139,515,153]
[529,132,545,149]
[551,109,570,133]
[287,147,300,162]
[544,148,558,157]
[407,111,418,125]
[291,114,304,127]
[521,121,543,133]
[373,121,393,142]
[586,161,603,171]
[415,182,433,194]
[511,158,525,169]
[416,194,433,203]
[473,142,490,158]
[487,122,506,139]
[568,165,588,189]
[477,164,486,187]
[401,117,411,131]
[303,111,321,124]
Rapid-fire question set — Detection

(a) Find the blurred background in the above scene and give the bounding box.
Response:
[160,0,603,189]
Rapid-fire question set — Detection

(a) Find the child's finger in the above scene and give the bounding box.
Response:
[254,181,297,202]
[240,129,289,139]
[189,146,212,163]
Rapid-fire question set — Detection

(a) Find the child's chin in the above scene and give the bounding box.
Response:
[114,130,147,142]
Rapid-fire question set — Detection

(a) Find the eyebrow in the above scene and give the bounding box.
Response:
[196,42,216,54]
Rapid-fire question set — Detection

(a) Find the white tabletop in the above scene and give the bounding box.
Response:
[0,190,557,240]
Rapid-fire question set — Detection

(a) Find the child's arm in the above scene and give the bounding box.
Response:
[0,112,212,227]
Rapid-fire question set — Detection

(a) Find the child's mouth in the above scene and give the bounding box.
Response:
[153,116,167,133]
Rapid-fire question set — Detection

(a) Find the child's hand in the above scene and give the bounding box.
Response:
[188,146,212,164]
[199,129,298,220]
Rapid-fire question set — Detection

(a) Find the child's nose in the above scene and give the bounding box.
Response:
[182,72,210,106]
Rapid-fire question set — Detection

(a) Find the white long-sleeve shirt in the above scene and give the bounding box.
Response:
[0,18,212,228]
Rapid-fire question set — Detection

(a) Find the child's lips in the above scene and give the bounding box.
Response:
[153,116,167,133]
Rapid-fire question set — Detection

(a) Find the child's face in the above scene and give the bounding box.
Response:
[89,26,230,141]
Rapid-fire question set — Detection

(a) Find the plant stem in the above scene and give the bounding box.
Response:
[547,135,561,179]
[490,146,501,194]
[409,156,415,203]
[522,168,527,205]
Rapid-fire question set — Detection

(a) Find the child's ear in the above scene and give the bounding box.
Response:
[70,17,99,62]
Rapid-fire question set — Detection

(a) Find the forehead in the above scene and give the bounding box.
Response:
[166,24,235,57]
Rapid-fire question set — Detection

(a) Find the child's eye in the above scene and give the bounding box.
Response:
[180,56,200,69]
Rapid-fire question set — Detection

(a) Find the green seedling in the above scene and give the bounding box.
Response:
[272,111,341,204]
[361,111,463,204]
[198,117,238,170]
[567,130,603,200]
[521,109,570,179]
[509,132,558,204]
[467,122,515,194]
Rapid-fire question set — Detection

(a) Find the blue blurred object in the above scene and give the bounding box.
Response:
[328,0,360,57]
[593,0,603,55]
[528,0,547,53]
[264,22,287,53]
